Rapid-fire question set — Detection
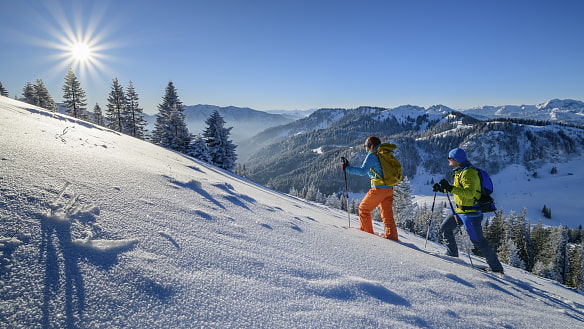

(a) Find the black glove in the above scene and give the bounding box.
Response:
[439,179,453,193]
[342,162,349,171]
[432,183,441,193]
[341,157,349,171]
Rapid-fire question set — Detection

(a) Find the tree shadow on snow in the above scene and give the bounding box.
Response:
[444,273,475,288]
[223,195,250,210]
[194,210,215,221]
[358,281,411,306]
[166,177,225,210]
[312,279,410,307]
[212,182,256,208]
[488,274,584,322]
[135,276,176,301]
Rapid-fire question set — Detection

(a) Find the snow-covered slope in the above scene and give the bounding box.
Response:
[1,96,583,328]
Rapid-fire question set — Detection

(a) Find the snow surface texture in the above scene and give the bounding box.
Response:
[1,96,584,328]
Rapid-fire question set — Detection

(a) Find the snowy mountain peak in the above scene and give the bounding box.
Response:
[389,104,426,113]
[537,98,584,112]
[426,104,455,115]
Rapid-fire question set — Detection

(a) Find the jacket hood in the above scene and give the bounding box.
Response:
[376,143,397,151]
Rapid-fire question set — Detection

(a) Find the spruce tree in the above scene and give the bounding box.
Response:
[33,79,57,111]
[92,103,105,126]
[499,238,526,269]
[0,81,8,97]
[304,183,317,201]
[554,226,570,284]
[299,185,308,199]
[21,79,57,111]
[124,81,147,139]
[202,110,237,170]
[22,82,36,105]
[106,78,126,132]
[418,203,438,242]
[188,134,211,162]
[484,209,506,253]
[542,205,552,219]
[533,225,569,283]
[325,193,341,209]
[151,82,191,153]
[531,220,548,268]
[510,208,534,271]
[434,202,448,241]
[339,193,347,211]
[315,189,325,204]
[567,243,584,290]
[571,225,584,243]
[234,163,247,177]
[393,177,417,233]
[350,199,359,214]
[62,68,87,119]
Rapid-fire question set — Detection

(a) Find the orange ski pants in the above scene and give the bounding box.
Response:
[358,187,398,241]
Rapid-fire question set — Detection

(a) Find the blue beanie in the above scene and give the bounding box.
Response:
[448,148,467,163]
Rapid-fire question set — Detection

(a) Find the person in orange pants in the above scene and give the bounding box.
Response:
[342,136,398,241]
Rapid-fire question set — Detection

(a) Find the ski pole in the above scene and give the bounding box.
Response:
[446,192,474,268]
[341,157,351,228]
[424,191,437,249]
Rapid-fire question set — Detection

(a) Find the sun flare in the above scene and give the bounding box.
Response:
[71,42,92,61]
[37,1,116,84]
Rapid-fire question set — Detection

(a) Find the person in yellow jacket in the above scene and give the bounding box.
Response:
[434,148,504,273]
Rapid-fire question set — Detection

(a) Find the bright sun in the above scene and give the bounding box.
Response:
[39,1,113,84]
[71,42,92,61]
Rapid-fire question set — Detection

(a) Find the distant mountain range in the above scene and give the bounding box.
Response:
[141,99,583,161]
[239,100,584,198]
[143,105,307,156]
[462,99,584,124]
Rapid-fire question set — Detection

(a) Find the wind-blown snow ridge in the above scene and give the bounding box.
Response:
[1,96,583,328]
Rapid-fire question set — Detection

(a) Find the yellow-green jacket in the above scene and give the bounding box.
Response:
[452,164,481,214]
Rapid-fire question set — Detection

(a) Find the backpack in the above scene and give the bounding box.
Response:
[460,166,497,213]
[369,143,403,187]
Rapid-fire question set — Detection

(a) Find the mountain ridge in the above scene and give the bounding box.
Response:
[138,99,583,160]
[463,98,584,124]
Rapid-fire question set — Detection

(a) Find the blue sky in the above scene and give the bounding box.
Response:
[1,0,583,114]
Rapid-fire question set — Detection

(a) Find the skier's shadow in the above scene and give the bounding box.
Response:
[40,219,85,329]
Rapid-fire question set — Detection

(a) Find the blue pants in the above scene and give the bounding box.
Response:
[440,212,504,272]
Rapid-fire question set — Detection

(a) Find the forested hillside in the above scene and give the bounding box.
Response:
[244,106,584,197]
